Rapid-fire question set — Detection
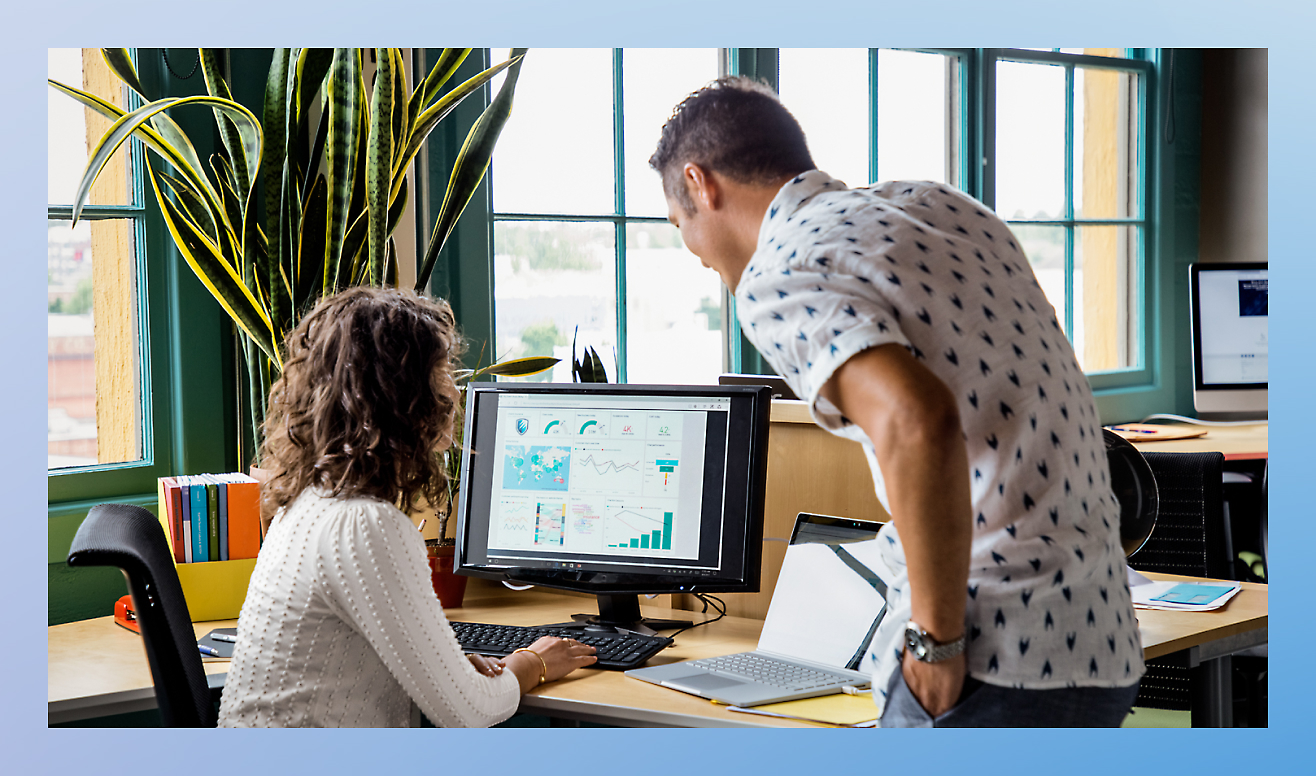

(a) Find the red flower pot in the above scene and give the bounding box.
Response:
[427,544,468,609]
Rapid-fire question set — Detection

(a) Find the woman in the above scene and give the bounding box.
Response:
[218,287,596,727]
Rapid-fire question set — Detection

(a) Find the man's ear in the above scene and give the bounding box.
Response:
[683,162,720,210]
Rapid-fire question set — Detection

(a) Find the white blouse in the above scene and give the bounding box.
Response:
[217,489,520,727]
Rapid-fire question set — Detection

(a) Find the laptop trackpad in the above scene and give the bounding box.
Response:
[663,673,747,693]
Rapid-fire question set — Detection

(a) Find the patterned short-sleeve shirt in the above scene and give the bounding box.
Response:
[736,171,1144,712]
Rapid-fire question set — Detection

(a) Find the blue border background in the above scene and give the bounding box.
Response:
[11,1,1310,772]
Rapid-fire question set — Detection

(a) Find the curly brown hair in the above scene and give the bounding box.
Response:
[258,287,464,524]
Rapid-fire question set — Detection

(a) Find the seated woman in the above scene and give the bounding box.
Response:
[218,287,596,727]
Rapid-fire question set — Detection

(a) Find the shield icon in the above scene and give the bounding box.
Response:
[515,418,529,435]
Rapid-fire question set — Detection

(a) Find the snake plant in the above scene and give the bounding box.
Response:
[51,48,527,461]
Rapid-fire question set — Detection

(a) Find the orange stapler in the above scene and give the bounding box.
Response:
[114,594,139,633]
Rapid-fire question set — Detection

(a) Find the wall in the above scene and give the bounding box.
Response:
[1198,49,1268,264]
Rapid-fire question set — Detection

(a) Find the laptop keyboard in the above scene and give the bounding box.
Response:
[689,652,852,691]
[449,621,672,671]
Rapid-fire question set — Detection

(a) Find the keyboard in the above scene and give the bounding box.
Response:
[688,652,851,691]
[449,621,673,671]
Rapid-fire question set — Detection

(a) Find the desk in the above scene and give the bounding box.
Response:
[1127,422,1267,461]
[50,577,1266,728]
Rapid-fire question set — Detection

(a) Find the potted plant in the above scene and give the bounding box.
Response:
[51,47,528,464]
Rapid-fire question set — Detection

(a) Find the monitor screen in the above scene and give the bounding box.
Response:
[1190,263,1267,416]
[454,383,771,632]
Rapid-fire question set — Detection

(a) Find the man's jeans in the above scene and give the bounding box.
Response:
[879,665,1141,727]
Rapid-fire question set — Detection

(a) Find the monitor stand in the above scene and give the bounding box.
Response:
[548,594,692,637]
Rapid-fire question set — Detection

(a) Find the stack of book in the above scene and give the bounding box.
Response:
[157,474,262,564]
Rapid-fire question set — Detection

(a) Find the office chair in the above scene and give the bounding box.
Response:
[66,503,217,727]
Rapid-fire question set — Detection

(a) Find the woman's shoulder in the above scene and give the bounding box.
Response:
[282,487,408,531]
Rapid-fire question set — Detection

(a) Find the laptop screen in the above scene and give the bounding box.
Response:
[756,513,887,670]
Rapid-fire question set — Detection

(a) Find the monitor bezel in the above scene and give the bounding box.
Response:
[1189,262,1267,416]
[453,382,771,597]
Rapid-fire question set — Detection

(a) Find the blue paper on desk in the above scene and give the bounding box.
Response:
[1151,584,1234,606]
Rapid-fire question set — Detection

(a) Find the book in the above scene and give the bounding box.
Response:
[179,476,193,563]
[221,473,262,560]
[158,477,185,564]
[190,474,209,562]
[206,475,220,562]
[216,475,229,562]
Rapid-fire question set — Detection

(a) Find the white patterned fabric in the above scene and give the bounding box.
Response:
[217,489,520,727]
[735,171,1144,714]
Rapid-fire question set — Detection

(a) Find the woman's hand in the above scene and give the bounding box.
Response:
[504,636,597,694]
[467,653,505,677]
[901,650,967,718]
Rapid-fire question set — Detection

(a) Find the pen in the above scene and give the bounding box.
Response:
[418,518,427,532]
[1108,426,1159,434]
[198,645,222,657]
[209,633,237,643]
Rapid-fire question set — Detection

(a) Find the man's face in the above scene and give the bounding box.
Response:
[665,192,712,271]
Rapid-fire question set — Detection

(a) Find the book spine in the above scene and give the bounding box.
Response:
[191,476,209,562]
[160,477,184,564]
[207,478,220,562]
[217,477,229,562]
[226,477,262,560]
[180,477,193,563]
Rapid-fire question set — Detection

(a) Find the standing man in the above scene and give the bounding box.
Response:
[650,77,1143,727]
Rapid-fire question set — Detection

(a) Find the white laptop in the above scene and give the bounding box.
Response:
[625,513,887,707]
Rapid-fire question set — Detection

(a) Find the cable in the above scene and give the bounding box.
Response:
[666,594,727,640]
[1139,413,1267,427]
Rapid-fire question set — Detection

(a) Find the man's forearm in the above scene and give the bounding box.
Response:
[826,344,973,641]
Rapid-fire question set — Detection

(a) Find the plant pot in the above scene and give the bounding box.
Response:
[427,544,468,609]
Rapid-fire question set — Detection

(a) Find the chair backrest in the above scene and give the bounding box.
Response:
[1129,451,1230,579]
[67,503,216,727]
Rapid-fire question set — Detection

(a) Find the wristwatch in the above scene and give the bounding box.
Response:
[904,620,966,663]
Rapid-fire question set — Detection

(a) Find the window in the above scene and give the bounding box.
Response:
[47,48,147,470]
[992,49,1146,372]
[489,48,724,384]
[774,48,1150,376]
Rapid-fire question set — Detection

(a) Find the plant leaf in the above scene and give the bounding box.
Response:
[392,53,519,204]
[200,48,252,199]
[149,158,279,368]
[474,355,560,379]
[160,171,219,245]
[365,48,395,285]
[100,49,148,101]
[416,49,527,291]
[295,175,329,311]
[261,48,291,296]
[324,48,361,290]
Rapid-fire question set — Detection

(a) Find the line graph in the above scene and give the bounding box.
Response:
[570,445,643,496]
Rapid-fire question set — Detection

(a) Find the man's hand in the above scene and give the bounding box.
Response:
[901,650,967,718]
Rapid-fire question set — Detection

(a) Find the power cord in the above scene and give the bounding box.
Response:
[667,594,727,639]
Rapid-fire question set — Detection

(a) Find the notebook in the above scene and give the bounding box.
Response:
[626,513,888,707]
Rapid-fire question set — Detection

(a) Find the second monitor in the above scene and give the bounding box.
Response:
[454,383,772,634]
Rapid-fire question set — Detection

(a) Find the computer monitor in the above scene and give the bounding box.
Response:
[1190,262,1268,418]
[454,382,772,634]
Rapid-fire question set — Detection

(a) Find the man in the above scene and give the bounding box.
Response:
[650,77,1143,727]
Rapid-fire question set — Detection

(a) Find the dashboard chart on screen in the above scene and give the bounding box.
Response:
[486,399,710,562]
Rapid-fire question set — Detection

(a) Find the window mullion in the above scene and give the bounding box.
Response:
[612,48,628,382]
[868,48,879,185]
[1064,63,1075,339]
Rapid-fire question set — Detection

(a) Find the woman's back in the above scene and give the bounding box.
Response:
[217,488,520,727]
